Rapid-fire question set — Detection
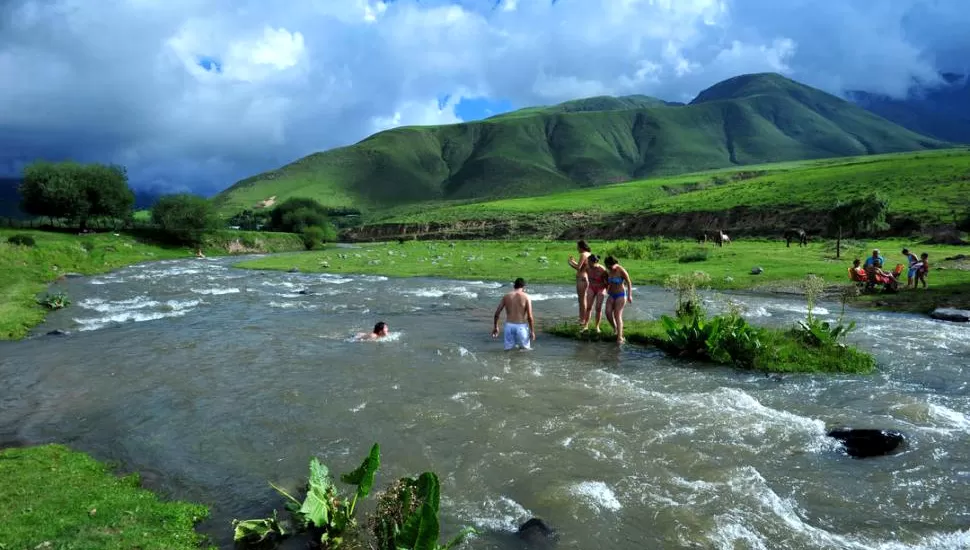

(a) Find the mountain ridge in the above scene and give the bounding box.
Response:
[213,73,949,215]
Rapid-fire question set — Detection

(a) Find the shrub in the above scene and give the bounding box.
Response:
[151,194,220,246]
[7,234,35,247]
[302,226,325,250]
[664,271,711,318]
[677,249,709,263]
[39,292,71,310]
[603,238,669,261]
[660,311,763,369]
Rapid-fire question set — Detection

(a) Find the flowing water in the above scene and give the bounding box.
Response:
[2,256,970,549]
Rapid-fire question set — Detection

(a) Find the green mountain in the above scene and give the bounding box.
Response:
[214,73,948,215]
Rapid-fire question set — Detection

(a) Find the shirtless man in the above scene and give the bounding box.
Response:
[491,278,535,350]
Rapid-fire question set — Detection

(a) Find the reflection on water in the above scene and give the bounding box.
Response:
[2,256,970,549]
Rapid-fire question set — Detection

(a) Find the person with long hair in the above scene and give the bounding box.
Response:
[603,256,632,344]
[567,240,592,326]
[584,254,608,332]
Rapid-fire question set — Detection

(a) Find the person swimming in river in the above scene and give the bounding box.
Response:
[603,256,633,344]
[584,254,608,332]
[492,278,535,351]
[567,240,592,326]
[357,321,390,340]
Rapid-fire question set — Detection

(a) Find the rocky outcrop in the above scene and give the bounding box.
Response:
[930,308,970,322]
[828,428,906,458]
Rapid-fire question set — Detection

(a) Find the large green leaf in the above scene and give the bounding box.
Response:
[231,511,286,543]
[441,527,477,550]
[395,473,441,549]
[415,472,440,514]
[340,443,381,501]
[301,457,335,528]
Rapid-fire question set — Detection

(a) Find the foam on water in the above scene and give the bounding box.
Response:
[79,296,159,313]
[528,292,574,302]
[190,287,241,295]
[464,496,532,532]
[568,481,622,512]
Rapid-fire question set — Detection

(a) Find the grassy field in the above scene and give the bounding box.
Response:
[0,444,210,550]
[382,148,970,224]
[236,238,970,313]
[548,321,876,374]
[214,73,946,217]
[0,229,304,340]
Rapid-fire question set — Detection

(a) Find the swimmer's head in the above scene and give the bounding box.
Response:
[373,321,389,337]
[513,278,526,289]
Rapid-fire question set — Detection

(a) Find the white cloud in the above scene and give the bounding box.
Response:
[0,0,966,193]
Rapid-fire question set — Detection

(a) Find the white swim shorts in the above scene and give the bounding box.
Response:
[504,322,531,350]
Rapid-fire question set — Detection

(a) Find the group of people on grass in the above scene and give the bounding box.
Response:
[568,240,634,343]
[849,248,930,292]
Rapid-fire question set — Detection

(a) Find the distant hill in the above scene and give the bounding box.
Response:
[214,73,948,215]
[848,73,970,143]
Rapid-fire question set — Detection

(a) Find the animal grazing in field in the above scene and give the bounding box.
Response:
[697,230,730,247]
[784,228,808,247]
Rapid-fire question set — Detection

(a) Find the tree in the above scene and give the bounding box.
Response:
[151,194,221,245]
[829,194,890,259]
[268,197,337,238]
[19,161,134,229]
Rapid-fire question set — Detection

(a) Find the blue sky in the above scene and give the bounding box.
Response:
[1,0,967,193]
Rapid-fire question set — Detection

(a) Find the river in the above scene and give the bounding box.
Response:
[1,256,969,549]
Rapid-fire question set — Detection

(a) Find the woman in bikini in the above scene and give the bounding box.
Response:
[568,240,592,325]
[584,255,608,332]
[603,256,633,344]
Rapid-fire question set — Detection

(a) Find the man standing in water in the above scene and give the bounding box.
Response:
[492,278,535,350]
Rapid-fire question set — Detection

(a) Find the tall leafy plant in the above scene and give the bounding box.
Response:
[233,443,381,548]
[371,472,475,550]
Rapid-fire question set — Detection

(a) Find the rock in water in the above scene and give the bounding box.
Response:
[827,428,906,458]
[517,518,556,546]
[930,308,970,323]
[45,329,70,336]
[288,267,300,273]
[751,266,764,275]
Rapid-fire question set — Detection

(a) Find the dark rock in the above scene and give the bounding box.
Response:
[930,308,970,322]
[45,329,69,336]
[63,272,85,279]
[944,254,968,261]
[288,267,300,273]
[298,289,312,295]
[827,428,906,458]
[517,518,556,545]
[751,266,764,275]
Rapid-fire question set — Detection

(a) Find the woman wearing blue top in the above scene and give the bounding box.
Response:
[603,256,633,344]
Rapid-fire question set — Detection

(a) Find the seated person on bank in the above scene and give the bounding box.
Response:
[848,259,867,283]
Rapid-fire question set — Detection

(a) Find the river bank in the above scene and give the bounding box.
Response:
[0,444,211,549]
[0,228,304,340]
[236,238,970,315]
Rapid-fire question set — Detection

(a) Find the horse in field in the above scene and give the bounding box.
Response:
[784,228,808,247]
[697,230,730,247]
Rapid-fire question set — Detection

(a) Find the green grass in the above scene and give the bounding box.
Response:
[0,229,304,340]
[214,73,947,217]
[0,444,210,550]
[547,320,876,374]
[235,238,970,313]
[385,148,970,224]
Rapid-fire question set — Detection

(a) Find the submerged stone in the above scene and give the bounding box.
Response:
[827,428,906,458]
[517,517,557,546]
[45,329,70,337]
[930,308,970,323]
